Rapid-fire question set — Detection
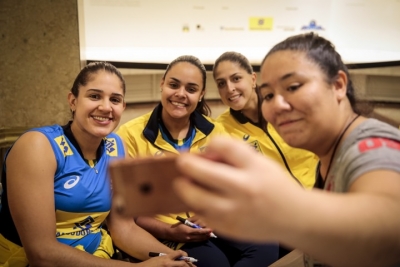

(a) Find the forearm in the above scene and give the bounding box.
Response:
[280,190,400,267]
[135,216,172,240]
[108,215,173,261]
[27,241,131,267]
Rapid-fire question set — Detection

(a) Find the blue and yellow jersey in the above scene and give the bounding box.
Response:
[0,123,125,259]
[217,108,318,189]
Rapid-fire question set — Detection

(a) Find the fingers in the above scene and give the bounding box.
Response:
[173,177,234,220]
[201,136,259,168]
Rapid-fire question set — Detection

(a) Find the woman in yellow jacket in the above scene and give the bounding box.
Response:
[213,51,319,257]
[117,55,278,267]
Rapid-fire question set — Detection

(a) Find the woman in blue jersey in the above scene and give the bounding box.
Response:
[173,33,400,267]
[0,62,192,267]
[116,55,278,267]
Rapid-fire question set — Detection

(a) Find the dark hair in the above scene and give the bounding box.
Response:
[163,55,211,116]
[261,32,359,113]
[213,51,254,77]
[71,61,126,97]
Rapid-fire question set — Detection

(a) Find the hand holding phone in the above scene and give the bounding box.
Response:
[109,156,189,217]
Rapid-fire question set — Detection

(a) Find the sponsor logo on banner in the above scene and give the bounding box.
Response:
[249,17,273,30]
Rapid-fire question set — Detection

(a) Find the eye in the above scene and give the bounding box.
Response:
[186,87,198,93]
[89,94,100,100]
[217,81,225,89]
[262,93,274,101]
[111,97,123,104]
[169,82,179,88]
[287,84,301,92]
[233,76,241,82]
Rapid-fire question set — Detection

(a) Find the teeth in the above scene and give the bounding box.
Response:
[229,95,240,101]
[171,101,186,107]
[93,116,110,121]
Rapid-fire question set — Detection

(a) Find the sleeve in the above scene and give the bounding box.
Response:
[339,137,400,191]
[116,124,139,158]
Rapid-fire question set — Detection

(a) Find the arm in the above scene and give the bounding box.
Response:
[136,216,212,243]
[107,212,175,260]
[6,132,133,267]
[174,136,400,267]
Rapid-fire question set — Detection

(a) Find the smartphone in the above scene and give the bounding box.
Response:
[108,156,189,217]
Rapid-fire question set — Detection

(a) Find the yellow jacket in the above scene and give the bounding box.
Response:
[117,104,227,249]
[217,108,318,189]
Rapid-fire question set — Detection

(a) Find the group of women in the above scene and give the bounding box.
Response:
[1,32,399,267]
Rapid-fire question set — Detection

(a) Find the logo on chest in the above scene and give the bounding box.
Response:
[64,176,81,189]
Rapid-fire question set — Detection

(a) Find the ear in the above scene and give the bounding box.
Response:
[251,72,257,89]
[160,79,165,91]
[199,89,205,101]
[333,70,348,102]
[68,92,76,111]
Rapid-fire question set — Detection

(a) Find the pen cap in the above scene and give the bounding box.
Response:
[149,252,160,257]
[176,216,187,223]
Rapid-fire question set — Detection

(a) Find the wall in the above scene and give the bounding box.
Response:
[0,0,81,129]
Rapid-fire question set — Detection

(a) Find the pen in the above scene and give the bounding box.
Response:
[176,215,218,238]
[149,252,198,263]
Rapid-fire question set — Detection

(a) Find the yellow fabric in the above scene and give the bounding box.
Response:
[117,110,227,158]
[117,110,227,250]
[0,234,28,267]
[0,229,113,266]
[217,109,318,189]
[74,229,114,259]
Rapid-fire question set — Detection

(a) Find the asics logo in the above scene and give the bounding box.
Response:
[64,176,80,189]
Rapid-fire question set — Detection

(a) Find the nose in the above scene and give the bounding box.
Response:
[227,81,235,92]
[272,95,291,113]
[98,99,112,112]
[174,86,186,97]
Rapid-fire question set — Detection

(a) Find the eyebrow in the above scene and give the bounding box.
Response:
[215,72,240,81]
[259,72,295,90]
[170,77,199,87]
[87,88,124,98]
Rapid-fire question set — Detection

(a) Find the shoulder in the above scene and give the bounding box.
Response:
[117,112,151,136]
[337,119,400,190]
[215,108,231,122]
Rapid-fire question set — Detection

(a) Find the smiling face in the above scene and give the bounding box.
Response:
[160,61,205,121]
[213,60,256,111]
[68,70,125,140]
[259,50,341,150]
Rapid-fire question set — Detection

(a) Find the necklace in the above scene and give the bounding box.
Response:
[322,114,360,187]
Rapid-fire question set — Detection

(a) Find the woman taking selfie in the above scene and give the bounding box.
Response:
[174,33,400,267]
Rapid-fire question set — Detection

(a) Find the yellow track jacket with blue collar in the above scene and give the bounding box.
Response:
[117,104,227,249]
[217,108,318,189]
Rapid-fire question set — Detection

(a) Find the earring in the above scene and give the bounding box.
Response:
[199,99,202,102]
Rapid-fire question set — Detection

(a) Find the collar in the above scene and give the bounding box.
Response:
[62,121,103,161]
[230,108,262,128]
[143,103,214,144]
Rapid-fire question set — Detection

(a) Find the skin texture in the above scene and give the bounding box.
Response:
[136,61,212,244]
[6,70,193,267]
[160,61,204,140]
[172,50,400,267]
[213,61,258,122]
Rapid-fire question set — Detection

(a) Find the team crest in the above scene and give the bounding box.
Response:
[249,140,261,153]
[54,135,73,156]
[105,138,118,157]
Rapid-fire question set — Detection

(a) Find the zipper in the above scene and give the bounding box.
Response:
[265,125,302,186]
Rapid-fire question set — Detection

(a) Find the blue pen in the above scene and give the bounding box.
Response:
[149,252,198,263]
[176,216,218,238]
